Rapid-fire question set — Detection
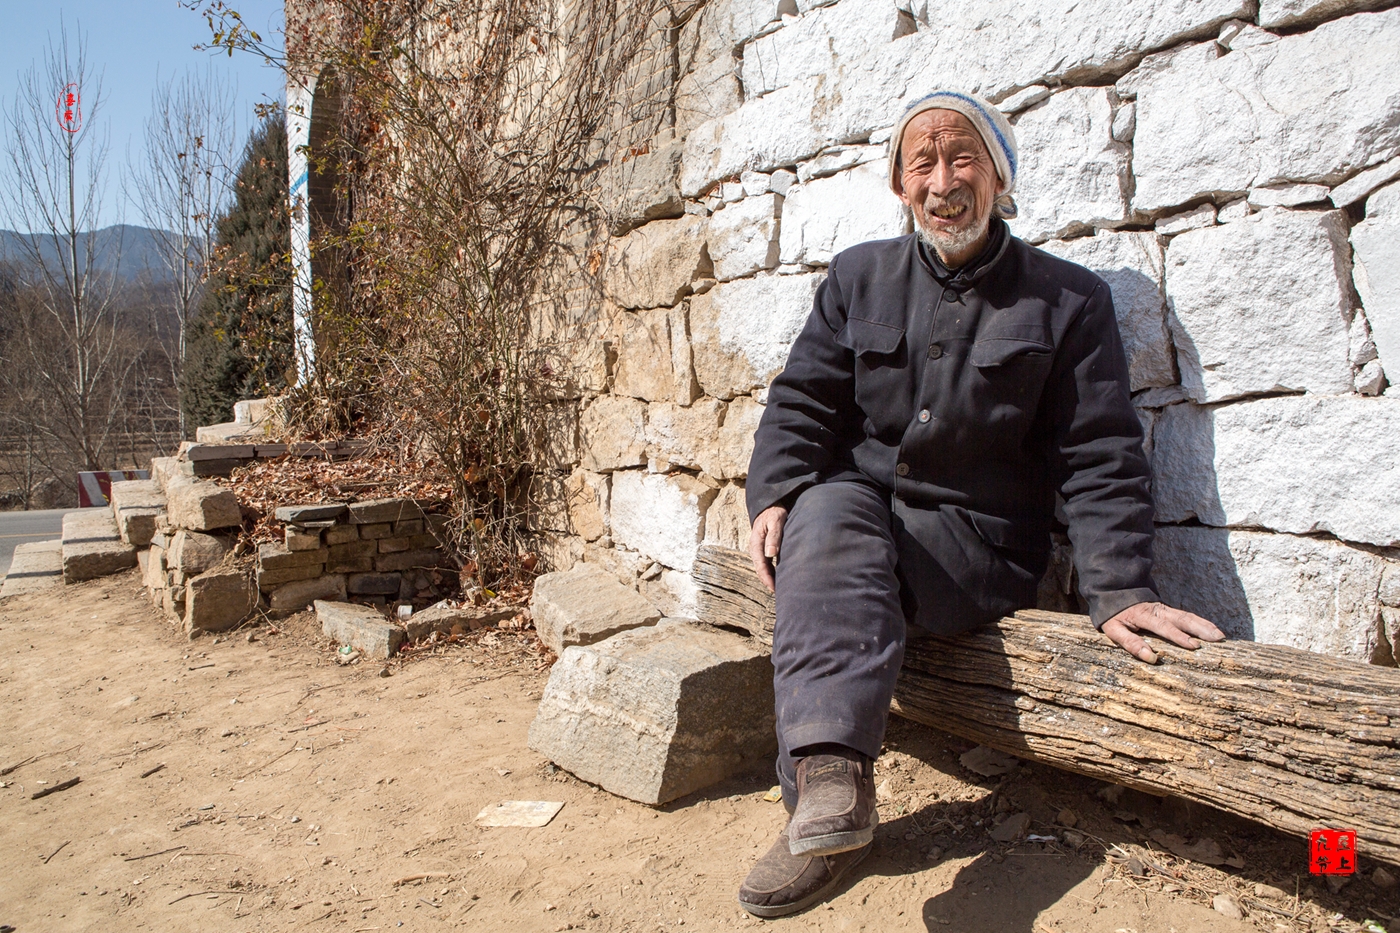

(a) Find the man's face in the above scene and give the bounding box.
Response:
[894,109,1004,266]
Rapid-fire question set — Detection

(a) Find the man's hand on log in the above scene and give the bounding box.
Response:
[1102,602,1225,663]
[748,506,788,593]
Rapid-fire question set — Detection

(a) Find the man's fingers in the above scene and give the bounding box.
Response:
[764,512,785,559]
[1102,620,1159,664]
[1172,610,1226,642]
[747,525,774,592]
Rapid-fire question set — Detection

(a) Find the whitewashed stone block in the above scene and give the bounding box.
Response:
[1153,526,1386,662]
[1331,154,1400,207]
[998,85,1051,115]
[704,483,752,550]
[1131,10,1400,212]
[1151,396,1400,547]
[796,145,885,184]
[682,0,1249,196]
[597,139,684,236]
[1352,181,1400,383]
[716,395,764,479]
[675,54,743,139]
[707,193,782,281]
[1008,88,1131,243]
[1164,208,1354,403]
[1259,0,1392,29]
[690,273,825,398]
[578,395,648,472]
[1247,183,1330,209]
[605,215,708,310]
[779,162,907,266]
[645,398,727,474]
[610,471,720,572]
[1155,203,1217,236]
[742,0,904,101]
[1040,231,1176,391]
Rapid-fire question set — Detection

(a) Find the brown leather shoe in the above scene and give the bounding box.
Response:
[787,753,878,856]
[738,821,872,918]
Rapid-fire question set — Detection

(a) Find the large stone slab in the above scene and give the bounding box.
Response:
[315,600,405,659]
[778,162,908,267]
[268,574,347,612]
[1,539,62,597]
[707,193,782,281]
[1151,396,1400,547]
[164,476,242,531]
[1040,231,1176,391]
[597,139,686,236]
[169,530,231,576]
[530,562,662,655]
[681,0,1249,195]
[644,398,726,474]
[578,395,648,472]
[1352,180,1400,383]
[690,273,825,399]
[61,509,137,583]
[1259,0,1392,29]
[527,619,776,805]
[1008,87,1131,243]
[185,570,258,633]
[109,480,166,547]
[605,214,709,310]
[610,471,719,573]
[741,0,905,101]
[1164,208,1354,403]
[1130,10,1400,212]
[1153,526,1387,662]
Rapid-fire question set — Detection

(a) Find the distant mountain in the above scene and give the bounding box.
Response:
[0,224,192,283]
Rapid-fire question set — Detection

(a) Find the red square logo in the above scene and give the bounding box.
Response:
[1310,829,1357,875]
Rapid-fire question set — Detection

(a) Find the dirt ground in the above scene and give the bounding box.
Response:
[2,574,1397,933]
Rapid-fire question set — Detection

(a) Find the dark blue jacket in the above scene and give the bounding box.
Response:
[746,227,1159,632]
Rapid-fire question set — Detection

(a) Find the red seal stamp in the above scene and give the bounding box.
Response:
[1309,829,1357,875]
[56,83,81,133]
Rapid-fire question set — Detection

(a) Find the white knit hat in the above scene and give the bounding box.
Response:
[887,90,1019,219]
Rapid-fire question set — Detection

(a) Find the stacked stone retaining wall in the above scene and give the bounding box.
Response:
[288,0,1400,663]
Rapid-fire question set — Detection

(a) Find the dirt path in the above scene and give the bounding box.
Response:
[1,574,1395,932]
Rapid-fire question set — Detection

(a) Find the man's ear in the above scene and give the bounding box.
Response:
[891,167,911,207]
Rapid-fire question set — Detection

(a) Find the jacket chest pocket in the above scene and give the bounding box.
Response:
[834,317,909,430]
[968,336,1056,418]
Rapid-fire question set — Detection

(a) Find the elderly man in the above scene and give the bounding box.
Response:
[736,90,1224,917]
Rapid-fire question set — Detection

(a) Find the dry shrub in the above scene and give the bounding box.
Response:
[283,0,667,588]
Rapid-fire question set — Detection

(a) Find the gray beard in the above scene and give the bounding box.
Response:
[915,210,991,269]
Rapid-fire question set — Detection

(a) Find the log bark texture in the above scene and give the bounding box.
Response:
[693,544,1400,867]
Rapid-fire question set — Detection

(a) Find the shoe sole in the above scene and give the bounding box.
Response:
[738,843,872,918]
[786,809,879,858]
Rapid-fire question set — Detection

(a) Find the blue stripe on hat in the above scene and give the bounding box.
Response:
[903,91,1017,179]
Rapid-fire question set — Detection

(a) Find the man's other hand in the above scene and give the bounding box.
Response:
[1102,602,1225,663]
[748,505,789,593]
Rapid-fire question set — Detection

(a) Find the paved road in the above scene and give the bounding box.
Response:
[0,508,99,577]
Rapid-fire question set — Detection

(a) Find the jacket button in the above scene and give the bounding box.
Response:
[918,409,930,423]
[927,344,944,359]
[896,462,910,477]
[942,288,959,302]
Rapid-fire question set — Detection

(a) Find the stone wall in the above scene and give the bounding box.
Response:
[531,0,1400,665]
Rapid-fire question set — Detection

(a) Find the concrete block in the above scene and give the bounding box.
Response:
[268,574,347,612]
[610,471,718,573]
[275,503,349,523]
[373,548,446,573]
[530,562,663,655]
[257,565,326,590]
[348,572,402,596]
[165,476,242,531]
[315,600,405,659]
[528,620,776,805]
[1,539,62,597]
[185,570,258,633]
[347,498,426,525]
[169,530,231,576]
[109,479,166,547]
[286,527,323,551]
[61,509,137,583]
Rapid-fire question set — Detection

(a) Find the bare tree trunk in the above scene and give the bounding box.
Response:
[693,544,1400,867]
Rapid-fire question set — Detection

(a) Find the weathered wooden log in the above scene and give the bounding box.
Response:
[693,545,1400,867]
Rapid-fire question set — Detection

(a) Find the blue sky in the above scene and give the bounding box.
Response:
[1,1,285,231]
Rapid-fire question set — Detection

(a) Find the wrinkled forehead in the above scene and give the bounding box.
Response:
[899,109,989,160]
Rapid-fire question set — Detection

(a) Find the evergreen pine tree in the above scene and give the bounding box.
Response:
[180,114,293,432]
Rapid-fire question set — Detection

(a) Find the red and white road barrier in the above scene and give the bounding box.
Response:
[77,470,151,508]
